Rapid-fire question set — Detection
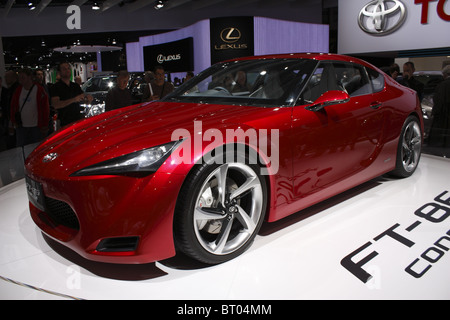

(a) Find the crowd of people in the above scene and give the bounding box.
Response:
[427,65,450,149]
[382,62,450,149]
[0,63,181,152]
[0,62,91,150]
[104,65,176,111]
[382,62,425,100]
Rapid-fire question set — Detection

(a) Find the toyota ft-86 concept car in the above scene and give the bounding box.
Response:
[25,54,423,265]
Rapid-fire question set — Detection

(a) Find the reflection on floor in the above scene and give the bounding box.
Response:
[0,154,449,300]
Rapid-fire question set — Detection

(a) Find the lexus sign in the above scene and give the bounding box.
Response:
[143,38,194,72]
[210,17,254,64]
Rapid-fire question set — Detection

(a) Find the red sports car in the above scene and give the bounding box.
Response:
[25,53,423,265]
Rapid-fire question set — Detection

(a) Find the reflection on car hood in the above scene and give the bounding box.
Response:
[27,101,282,177]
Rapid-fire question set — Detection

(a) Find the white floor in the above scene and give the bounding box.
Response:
[1,154,449,300]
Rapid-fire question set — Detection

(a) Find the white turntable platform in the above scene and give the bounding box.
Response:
[1,154,449,300]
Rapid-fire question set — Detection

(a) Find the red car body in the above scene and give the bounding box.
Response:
[25,53,423,264]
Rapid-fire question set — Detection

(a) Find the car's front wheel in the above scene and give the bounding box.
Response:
[174,155,267,264]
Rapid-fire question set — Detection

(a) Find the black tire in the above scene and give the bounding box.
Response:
[174,152,267,264]
[390,115,422,178]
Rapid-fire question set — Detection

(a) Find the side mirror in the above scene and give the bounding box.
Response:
[305,90,350,112]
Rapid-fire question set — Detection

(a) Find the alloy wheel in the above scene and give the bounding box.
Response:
[401,120,422,173]
[193,162,264,256]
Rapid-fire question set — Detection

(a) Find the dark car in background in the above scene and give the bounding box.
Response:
[414,71,444,135]
[81,72,146,117]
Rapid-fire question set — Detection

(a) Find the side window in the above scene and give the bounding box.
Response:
[333,62,372,97]
[366,67,385,93]
[299,61,374,105]
[300,62,343,104]
[83,78,100,92]
[99,77,116,91]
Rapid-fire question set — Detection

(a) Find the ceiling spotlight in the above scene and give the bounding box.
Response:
[28,2,36,10]
[92,2,100,10]
[154,0,165,10]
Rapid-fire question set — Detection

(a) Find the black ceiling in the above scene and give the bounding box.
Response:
[1,0,134,9]
[2,30,171,67]
[0,0,319,10]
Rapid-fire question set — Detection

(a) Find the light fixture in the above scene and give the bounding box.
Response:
[92,2,100,10]
[28,2,36,10]
[154,0,165,10]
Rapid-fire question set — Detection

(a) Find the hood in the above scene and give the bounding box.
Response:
[26,101,287,178]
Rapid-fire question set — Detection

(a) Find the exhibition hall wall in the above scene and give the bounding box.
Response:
[125,17,329,76]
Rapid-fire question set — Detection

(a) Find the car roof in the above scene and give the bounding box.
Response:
[227,53,376,69]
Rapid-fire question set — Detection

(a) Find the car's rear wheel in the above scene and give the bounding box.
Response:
[174,154,267,264]
[391,116,422,178]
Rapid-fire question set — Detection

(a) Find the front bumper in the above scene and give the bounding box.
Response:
[26,170,186,264]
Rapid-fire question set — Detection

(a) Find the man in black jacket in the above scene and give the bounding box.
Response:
[1,70,19,149]
[50,62,92,127]
[402,62,424,101]
[428,65,450,149]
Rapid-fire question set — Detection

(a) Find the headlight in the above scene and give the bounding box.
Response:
[71,141,181,177]
[88,104,105,117]
[80,103,105,118]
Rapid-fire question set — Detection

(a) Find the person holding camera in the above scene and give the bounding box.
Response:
[50,61,92,127]
[10,68,49,147]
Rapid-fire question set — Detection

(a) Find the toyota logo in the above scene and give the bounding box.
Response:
[358,0,407,36]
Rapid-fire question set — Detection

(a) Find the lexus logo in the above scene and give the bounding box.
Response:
[358,0,407,36]
[157,53,181,64]
[220,27,242,43]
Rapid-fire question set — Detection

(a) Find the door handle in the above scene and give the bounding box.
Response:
[370,101,382,109]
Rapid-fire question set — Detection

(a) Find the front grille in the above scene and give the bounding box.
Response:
[44,197,80,230]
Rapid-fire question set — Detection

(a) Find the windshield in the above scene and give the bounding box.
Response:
[82,75,117,93]
[164,58,317,107]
